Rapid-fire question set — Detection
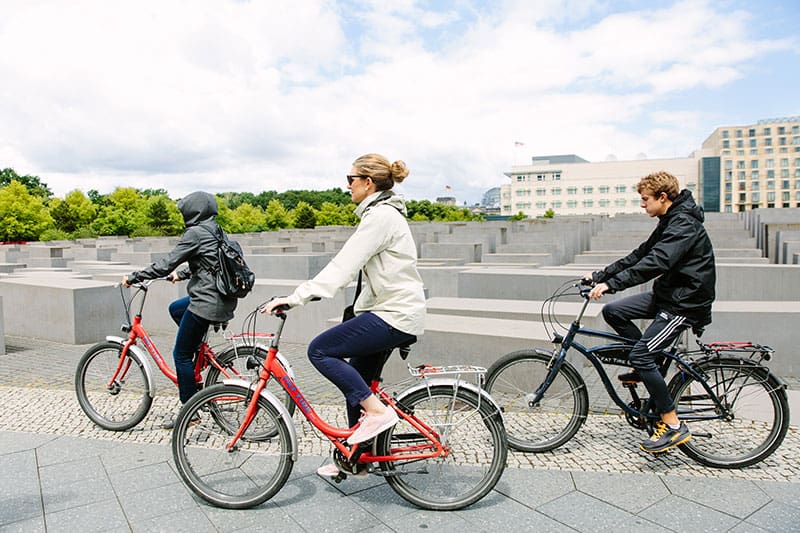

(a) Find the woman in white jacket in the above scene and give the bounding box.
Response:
[262,153,426,477]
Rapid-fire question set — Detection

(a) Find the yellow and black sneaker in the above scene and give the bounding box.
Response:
[640,421,691,453]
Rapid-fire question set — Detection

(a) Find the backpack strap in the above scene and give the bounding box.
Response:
[196,223,224,274]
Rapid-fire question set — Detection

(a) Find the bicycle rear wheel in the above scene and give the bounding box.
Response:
[484,350,588,452]
[670,358,790,468]
[204,345,295,418]
[75,342,152,431]
[376,385,507,511]
[172,384,294,509]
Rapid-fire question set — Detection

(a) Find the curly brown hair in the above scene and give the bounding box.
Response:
[637,171,680,201]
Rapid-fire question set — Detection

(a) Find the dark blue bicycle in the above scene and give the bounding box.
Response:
[484,280,790,468]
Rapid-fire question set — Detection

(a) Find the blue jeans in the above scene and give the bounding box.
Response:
[168,296,209,404]
[307,312,417,427]
[603,292,689,414]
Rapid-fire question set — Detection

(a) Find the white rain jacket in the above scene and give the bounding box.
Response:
[286,191,425,336]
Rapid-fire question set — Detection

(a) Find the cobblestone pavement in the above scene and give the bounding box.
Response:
[1,333,798,483]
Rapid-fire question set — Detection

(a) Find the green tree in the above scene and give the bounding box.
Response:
[228,203,266,233]
[0,180,54,241]
[292,201,317,229]
[315,202,358,226]
[144,195,184,235]
[91,187,147,236]
[509,211,528,221]
[0,168,52,198]
[49,190,97,233]
[542,208,555,219]
[263,199,292,230]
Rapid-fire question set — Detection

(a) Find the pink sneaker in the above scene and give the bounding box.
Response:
[316,463,341,478]
[348,408,399,444]
[316,462,369,479]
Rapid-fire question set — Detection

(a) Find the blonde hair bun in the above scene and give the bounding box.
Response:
[390,160,410,183]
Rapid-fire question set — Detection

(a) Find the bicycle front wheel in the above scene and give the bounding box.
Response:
[376,385,507,511]
[670,358,790,468]
[484,349,589,452]
[75,342,152,431]
[172,384,294,509]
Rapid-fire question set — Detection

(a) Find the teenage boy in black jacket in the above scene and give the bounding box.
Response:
[585,171,716,453]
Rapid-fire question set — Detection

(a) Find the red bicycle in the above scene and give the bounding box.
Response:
[75,280,294,431]
[171,302,508,510]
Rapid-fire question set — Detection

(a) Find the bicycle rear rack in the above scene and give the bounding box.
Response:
[701,342,775,364]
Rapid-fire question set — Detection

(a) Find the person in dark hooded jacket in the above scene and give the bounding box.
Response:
[122,191,237,428]
[585,171,715,454]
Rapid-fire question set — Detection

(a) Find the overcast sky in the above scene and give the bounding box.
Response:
[1,0,798,204]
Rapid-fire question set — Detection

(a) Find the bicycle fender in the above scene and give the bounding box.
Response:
[222,378,299,462]
[395,378,505,423]
[105,336,157,398]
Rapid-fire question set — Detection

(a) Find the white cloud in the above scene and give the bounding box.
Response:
[0,0,796,203]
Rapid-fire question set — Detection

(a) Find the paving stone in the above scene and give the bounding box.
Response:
[130,507,217,533]
[120,481,199,523]
[660,475,771,519]
[0,451,42,526]
[572,470,670,514]
[744,500,800,532]
[44,498,129,533]
[638,494,741,532]
[0,515,46,533]
[537,490,672,532]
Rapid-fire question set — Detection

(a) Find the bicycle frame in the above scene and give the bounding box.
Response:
[535,288,729,422]
[108,282,242,391]
[225,312,447,465]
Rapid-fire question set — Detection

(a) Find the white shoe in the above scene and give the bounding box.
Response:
[316,462,369,479]
[348,409,399,444]
[316,463,341,478]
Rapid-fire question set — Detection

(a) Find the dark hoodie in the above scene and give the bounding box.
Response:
[128,191,237,322]
[593,190,716,327]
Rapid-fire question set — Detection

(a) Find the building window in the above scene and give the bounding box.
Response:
[725,171,732,180]
[737,161,745,169]
[765,159,774,168]
[752,192,760,202]
[583,200,594,207]
[782,169,790,178]
[750,138,757,148]
[553,173,561,180]
[537,174,546,181]
[738,171,746,179]
[764,127,771,135]
[767,170,775,179]
[552,201,562,208]
[615,185,627,193]
[615,198,626,206]
[765,138,772,146]
[551,187,561,195]
[722,140,730,149]
[781,158,789,167]
[722,130,729,138]
[779,137,787,146]
[736,139,744,148]
[767,181,774,190]
[793,126,799,134]
[752,182,760,191]
[725,183,732,192]
[782,180,791,189]
[752,170,759,179]
[598,185,609,193]
[794,158,800,166]
[768,192,776,202]
[536,201,547,208]
[516,175,526,182]
[724,160,733,170]
[735,129,742,137]
[738,182,746,191]
[598,199,609,207]
[567,200,577,208]
[748,128,756,137]
[567,187,577,195]
[536,188,546,196]
[783,192,790,201]
[751,160,759,169]
[583,186,593,194]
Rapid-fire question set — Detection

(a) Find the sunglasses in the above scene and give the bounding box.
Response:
[346,174,370,185]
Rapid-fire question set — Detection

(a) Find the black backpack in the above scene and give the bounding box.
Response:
[199,225,255,298]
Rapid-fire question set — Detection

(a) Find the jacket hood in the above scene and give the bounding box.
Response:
[663,189,704,223]
[355,190,408,218]
[177,191,218,227]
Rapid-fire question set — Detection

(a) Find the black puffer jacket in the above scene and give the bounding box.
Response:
[128,191,237,323]
[593,190,716,327]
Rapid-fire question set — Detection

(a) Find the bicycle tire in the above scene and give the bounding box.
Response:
[74,342,152,431]
[484,349,588,452]
[670,357,790,468]
[376,385,507,511]
[171,383,294,509]
[204,345,295,418]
